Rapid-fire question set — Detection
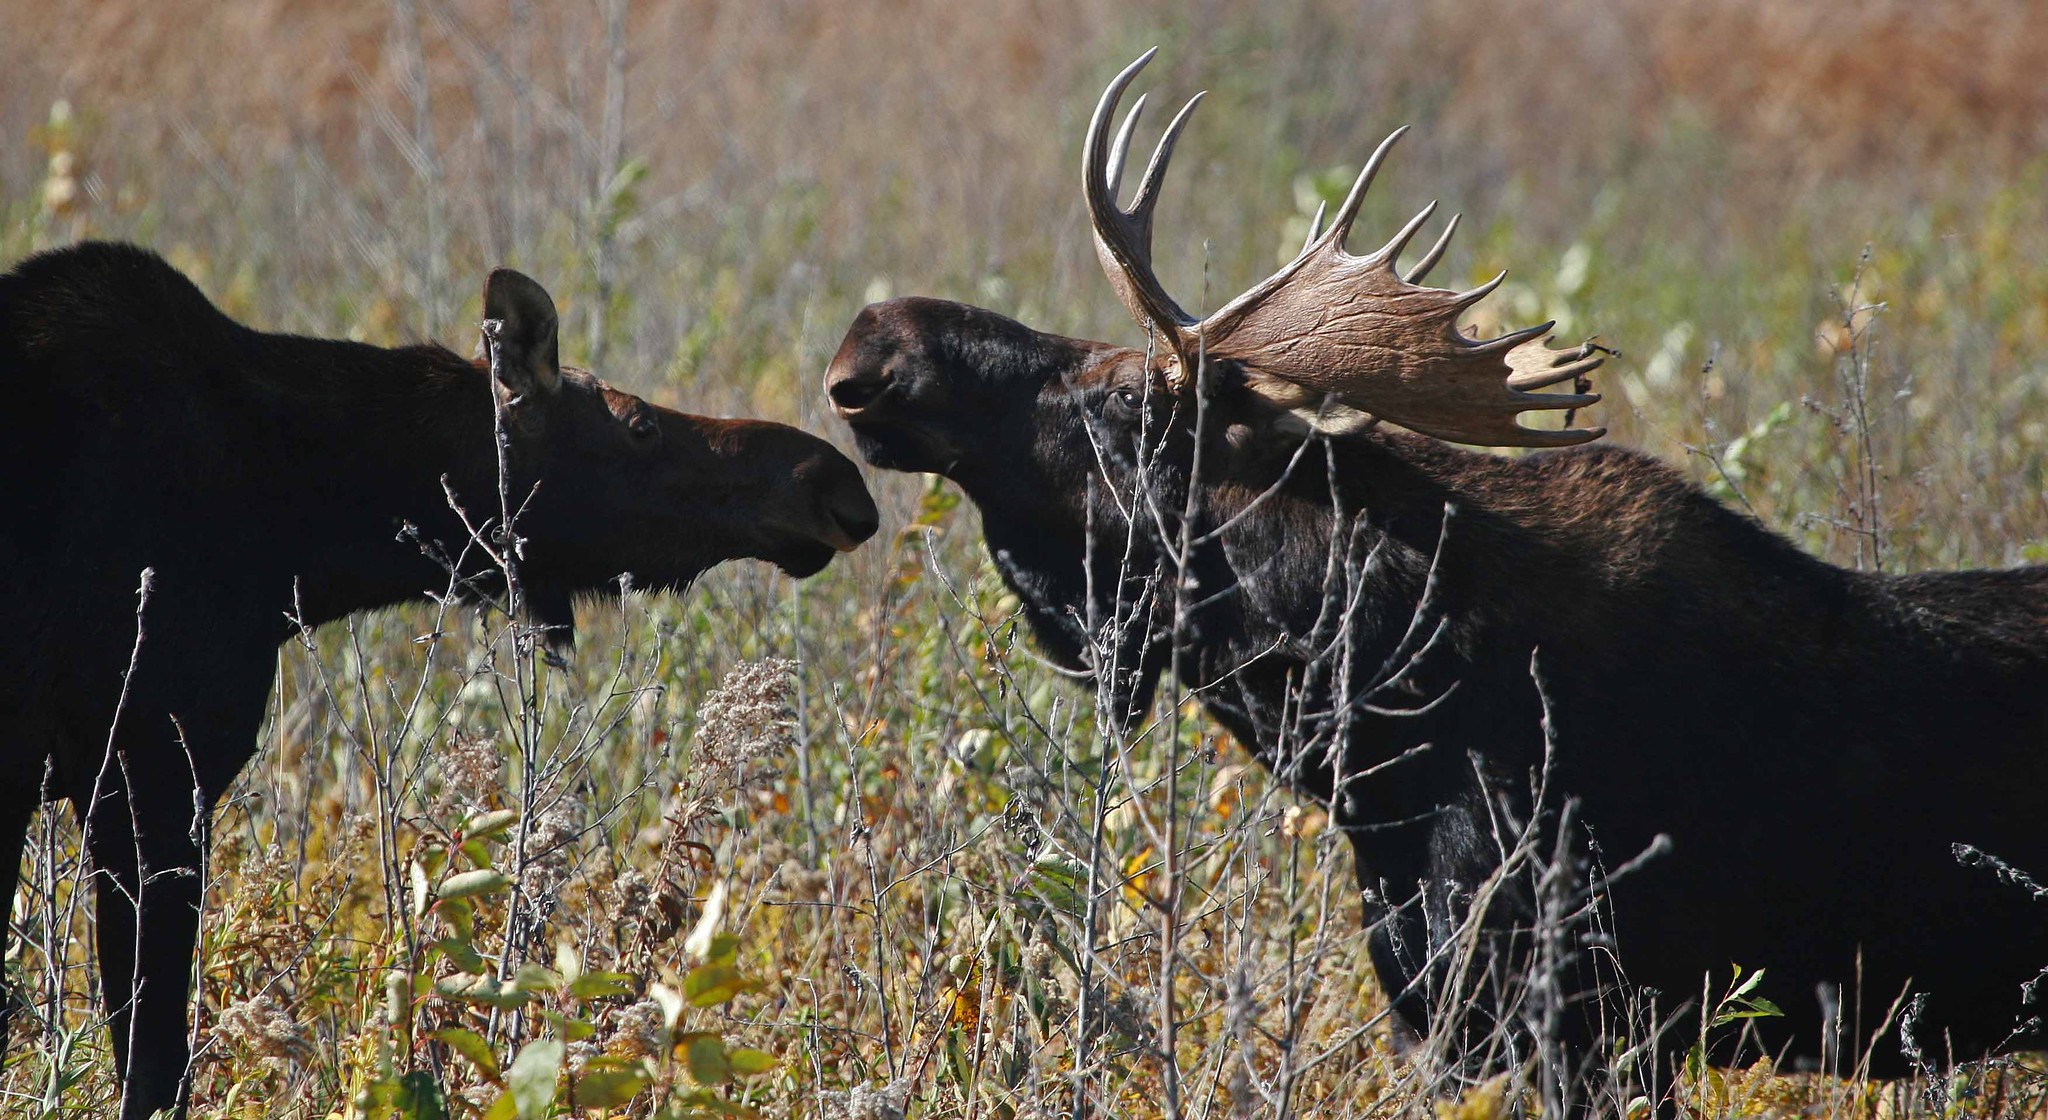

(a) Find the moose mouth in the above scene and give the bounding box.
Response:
[844,422,944,474]
[766,493,878,577]
[770,540,839,578]
[835,401,964,477]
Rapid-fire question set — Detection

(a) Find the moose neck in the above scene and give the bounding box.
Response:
[241,330,530,632]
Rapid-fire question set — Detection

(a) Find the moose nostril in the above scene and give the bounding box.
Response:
[828,371,891,413]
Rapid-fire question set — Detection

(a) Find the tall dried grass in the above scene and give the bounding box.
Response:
[2,2,2046,1116]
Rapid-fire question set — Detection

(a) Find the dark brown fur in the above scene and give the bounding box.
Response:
[828,295,2048,1094]
[0,242,877,1118]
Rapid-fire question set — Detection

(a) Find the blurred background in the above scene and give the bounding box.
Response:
[7,3,2048,1115]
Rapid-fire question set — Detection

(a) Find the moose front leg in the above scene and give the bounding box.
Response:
[0,754,44,1043]
[69,640,263,1120]
[75,761,211,1120]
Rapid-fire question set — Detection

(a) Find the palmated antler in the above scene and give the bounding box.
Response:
[1082,49,1605,449]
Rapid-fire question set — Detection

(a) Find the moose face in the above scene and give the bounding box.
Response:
[482,269,879,607]
[824,296,1202,515]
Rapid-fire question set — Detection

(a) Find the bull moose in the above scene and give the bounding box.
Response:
[826,51,2048,1098]
[0,241,878,1118]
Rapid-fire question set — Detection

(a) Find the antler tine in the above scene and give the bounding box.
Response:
[1084,48,1201,358]
[1488,422,1606,449]
[1105,92,1147,198]
[1083,48,1158,220]
[1130,92,1206,217]
[1303,200,1327,255]
[1506,342,1606,390]
[1404,212,1460,284]
[1470,319,1556,356]
[1376,199,1439,267]
[1321,126,1409,253]
[1508,386,1601,411]
[1452,270,1507,310]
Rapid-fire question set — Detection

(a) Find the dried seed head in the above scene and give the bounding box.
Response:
[816,1080,913,1120]
[691,658,799,789]
[605,1000,669,1058]
[437,731,503,814]
[213,995,311,1062]
[518,796,584,900]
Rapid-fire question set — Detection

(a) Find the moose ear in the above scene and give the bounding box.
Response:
[481,268,562,398]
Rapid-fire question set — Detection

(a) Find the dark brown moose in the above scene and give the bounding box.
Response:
[0,241,877,1118]
[827,51,2048,1103]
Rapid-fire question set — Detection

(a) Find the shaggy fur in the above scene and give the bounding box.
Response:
[828,295,2048,1086]
[0,242,876,1118]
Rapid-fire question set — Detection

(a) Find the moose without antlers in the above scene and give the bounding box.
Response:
[0,241,878,1118]
[828,51,2048,1097]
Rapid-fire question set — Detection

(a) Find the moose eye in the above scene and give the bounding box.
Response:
[628,411,661,442]
[1111,386,1142,412]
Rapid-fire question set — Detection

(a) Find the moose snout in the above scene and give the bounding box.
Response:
[787,441,879,553]
[825,359,891,416]
[817,460,881,551]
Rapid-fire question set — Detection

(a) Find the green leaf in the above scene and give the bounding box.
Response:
[506,1039,563,1119]
[440,896,476,941]
[568,970,635,1001]
[436,972,531,1010]
[431,1027,502,1084]
[393,1071,449,1120]
[574,1060,650,1109]
[513,963,564,993]
[701,931,740,968]
[462,808,520,841]
[1027,853,1090,917]
[540,1008,597,1041]
[682,962,762,1008]
[1729,964,1763,1000]
[438,868,513,902]
[411,860,433,921]
[726,1047,778,1076]
[481,1089,519,1120]
[436,937,488,975]
[682,1034,731,1084]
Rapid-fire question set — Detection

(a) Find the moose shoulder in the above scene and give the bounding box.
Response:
[0,241,877,1119]
[826,52,2048,1094]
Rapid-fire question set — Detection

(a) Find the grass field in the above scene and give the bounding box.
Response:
[4,1,2048,1116]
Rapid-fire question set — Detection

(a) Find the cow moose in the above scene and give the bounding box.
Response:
[826,51,2048,1098]
[0,241,878,1118]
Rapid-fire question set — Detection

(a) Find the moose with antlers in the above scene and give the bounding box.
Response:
[828,50,2048,1095]
[0,242,877,1119]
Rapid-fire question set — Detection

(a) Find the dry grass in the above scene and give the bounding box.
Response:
[3,1,2047,1116]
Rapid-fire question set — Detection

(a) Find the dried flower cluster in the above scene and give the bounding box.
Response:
[603,999,669,1058]
[518,796,584,901]
[434,731,504,817]
[212,994,311,1063]
[1021,939,1073,1030]
[690,657,799,790]
[816,1079,912,1120]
